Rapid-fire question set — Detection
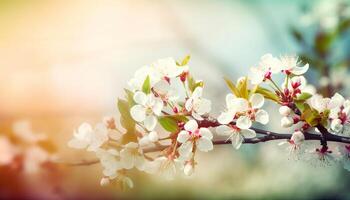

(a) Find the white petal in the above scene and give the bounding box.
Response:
[144,115,157,131]
[217,111,234,125]
[216,125,234,136]
[231,98,249,112]
[250,94,264,109]
[148,131,159,142]
[231,133,244,149]
[199,128,213,140]
[185,99,193,111]
[120,150,134,169]
[178,141,193,157]
[240,129,256,138]
[133,91,147,105]
[134,155,146,171]
[192,87,203,99]
[196,137,213,152]
[194,99,211,115]
[236,116,252,130]
[329,93,345,109]
[130,105,146,122]
[226,93,236,107]
[78,123,93,134]
[68,138,88,149]
[184,120,198,132]
[152,98,163,116]
[177,131,190,143]
[255,110,269,124]
[291,64,309,75]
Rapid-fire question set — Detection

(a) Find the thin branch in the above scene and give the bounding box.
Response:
[58,118,350,167]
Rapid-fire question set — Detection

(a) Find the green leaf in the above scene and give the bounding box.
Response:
[224,77,240,97]
[294,100,306,112]
[255,86,279,102]
[237,77,248,99]
[124,89,135,106]
[168,115,189,123]
[188,75,197,92]
[142,75,151,94]
[158,117,179,132]
[117,98,135,131]
[296,92,312,101]
[181,55,191,66]
[302,108,321,127]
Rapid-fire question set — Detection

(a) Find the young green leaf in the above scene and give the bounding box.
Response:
[181,55,191,66]
[224,77,240,97]
[255,86,280,102]
[117,98,136,131]
[142,75,151,94]
[296,92,312,101]
[158,116,179,133]
[237,77,248,99]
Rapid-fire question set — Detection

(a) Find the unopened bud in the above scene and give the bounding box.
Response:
[279,106,291,116]
[281,116,294,128]
[184,162,194,176]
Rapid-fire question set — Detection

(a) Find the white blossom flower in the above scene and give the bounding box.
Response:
[128,66,161,91]
[278,131,305,160]
[249,54,281,85]
[279,55,309,75]
[307,94,331,113]
[217,93,269,127]
[305,146,338,166]
[0,136,18,166]
[138,131,159,146]
[96,148,121,178]
[120,142,146,170]
[151,57,187,79]
[144,156,184,180]
[177,120,213,157]
[216,125,256,149]
[153,80,179,102]
[68,123,109,152]
[130,91,163,131]
[185,87,212,120]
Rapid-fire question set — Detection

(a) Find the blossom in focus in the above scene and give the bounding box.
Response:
[177,120,213,157]
[279,55,309,75]
[151,57,187,79]
[249,54,281,85]
[217,93,269,127]
[216,124,255,149]
[185,87,212,120]
[130,91,163,131]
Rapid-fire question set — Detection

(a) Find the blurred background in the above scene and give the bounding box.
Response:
[0,0,350,199]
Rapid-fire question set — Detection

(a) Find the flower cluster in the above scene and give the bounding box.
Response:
[68,54,350,189]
